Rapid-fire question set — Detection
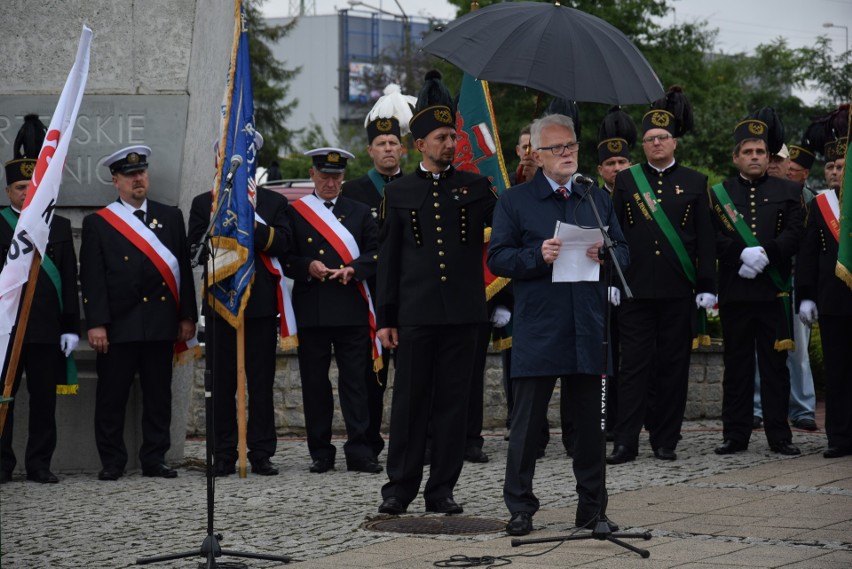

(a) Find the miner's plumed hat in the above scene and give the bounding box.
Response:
[409,70,456,140]
[597,106,636,164]
[365,83,416,143]
[305,147,355,173]
[642,85,693,137]
[4,114,46,186]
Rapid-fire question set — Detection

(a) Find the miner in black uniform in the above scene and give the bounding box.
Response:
[797,136,852,458]
[709,115,804,456]
[786,144,817,199]
[609,88,716,464]
[188,152,291,477]
[80,145,197,480]
[376,71,497,515]
[342,89,410,459]
[0,116,80,484]
[285,147,381,474]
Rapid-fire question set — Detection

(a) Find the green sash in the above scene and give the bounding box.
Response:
[0,208,78,392]
[628,167,711,348]
[710,183,794,351]
[628,165,696,284]
[366,168,388,198]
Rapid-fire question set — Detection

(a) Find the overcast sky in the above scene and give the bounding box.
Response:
[263,0,850,102]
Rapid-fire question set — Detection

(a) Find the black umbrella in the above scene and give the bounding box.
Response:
[420,1,664,105]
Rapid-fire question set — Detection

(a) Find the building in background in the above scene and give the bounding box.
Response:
[267,9,441,147]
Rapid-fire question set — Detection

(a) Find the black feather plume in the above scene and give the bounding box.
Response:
[598,106,637,148]
[651,85,693,137]
[803,104,849,153]
[752,107,785,154]
[13,114,47,160]
[414,70,456,115]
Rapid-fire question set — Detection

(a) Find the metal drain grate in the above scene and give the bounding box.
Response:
[365,515,507,535]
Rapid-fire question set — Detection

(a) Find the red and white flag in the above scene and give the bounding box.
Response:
[0,26,92,371]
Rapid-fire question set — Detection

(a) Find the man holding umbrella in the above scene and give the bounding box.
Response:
[488,113,629,536]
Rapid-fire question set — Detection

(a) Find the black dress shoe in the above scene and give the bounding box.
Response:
[251,458,279,476]
[309,457,335,473]
[143,463,178,478]
[347,456,383,473]
[753,415,763,429]
[26,470,59,483]
[506,511,533,536]
[791,417,818,431]
[98,469,123,481]
[213,460,236,477]
[653,447,677,461]
[714,440,748,455]
[576,515,620,532]
[770,441,801,456]
[378,496,407,515]
[606,445,636,465]
[464,447,489,463]
[823,446,851,459]
[425,496,463,514]
[0,470,12,484]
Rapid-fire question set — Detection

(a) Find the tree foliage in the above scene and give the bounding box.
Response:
[245,0,301,167]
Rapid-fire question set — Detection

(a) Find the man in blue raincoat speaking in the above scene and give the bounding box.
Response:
[487,113,629,537]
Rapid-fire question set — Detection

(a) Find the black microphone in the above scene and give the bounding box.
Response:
[571,172,595,187]
[223,155,244,186]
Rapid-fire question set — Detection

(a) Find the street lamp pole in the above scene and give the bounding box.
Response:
[822,22,849,56]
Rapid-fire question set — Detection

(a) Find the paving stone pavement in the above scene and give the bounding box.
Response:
[1,420,850,568]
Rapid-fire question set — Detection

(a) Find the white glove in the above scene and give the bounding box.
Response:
[490,305,511,328]
[799,300,818,326]
[740,246,769,271]
[695,292,717,310]
[738,264,759,279]
[608,287,621,306]
[60,333,79,357]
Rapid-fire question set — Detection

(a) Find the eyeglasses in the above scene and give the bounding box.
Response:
[537,142,580,155]
[642,134,673,144]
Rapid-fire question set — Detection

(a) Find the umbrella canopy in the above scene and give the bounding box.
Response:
[420,1,664,105]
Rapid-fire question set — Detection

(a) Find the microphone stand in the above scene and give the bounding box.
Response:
[137,181,291,567]
[512,183,651,558]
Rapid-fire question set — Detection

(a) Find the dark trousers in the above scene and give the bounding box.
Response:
[209,315,278,465]
[382,324,478,506]
[365,348,391,458]
[465,322,492,451]
[94,341,173,471]
[614,297,692,453]
[504,374,605,522]
[297,325,372,462]
[719,301,792,446]
[1,343,61,474]
[820,315,852,450]
[502,348,571,453]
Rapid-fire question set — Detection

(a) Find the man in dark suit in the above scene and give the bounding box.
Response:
[709,118,804,457]
[0,116,80,484]
[488,113,629,537]
[342,111,405,460]
[80,145,197,481]
[376,71,496,516]
[798,136,851,458]
[609,89,716,464]
[187,180,291,477]
[285,147,380,474]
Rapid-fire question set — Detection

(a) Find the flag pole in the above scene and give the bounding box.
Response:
[0,254,42,436]
[237,313,248,477]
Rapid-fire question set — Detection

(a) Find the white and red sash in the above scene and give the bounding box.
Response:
[815,191,840,243]
[290,195,382,368]
[255,212,298,349]
[97,202,200,362]
[97,202,181,306]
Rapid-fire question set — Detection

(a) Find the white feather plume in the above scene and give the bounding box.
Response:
[364,83,417,136]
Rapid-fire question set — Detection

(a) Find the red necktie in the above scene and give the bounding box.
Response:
[556,187,569,200]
